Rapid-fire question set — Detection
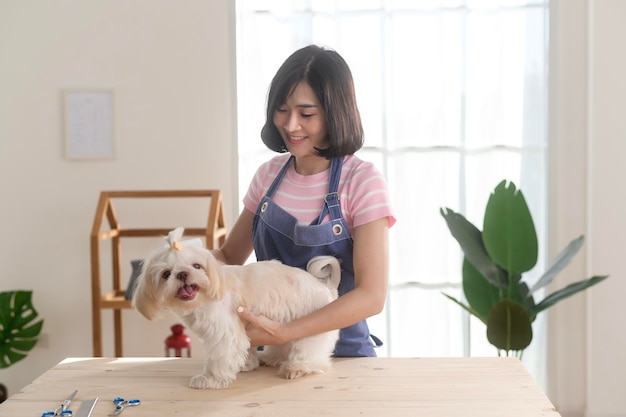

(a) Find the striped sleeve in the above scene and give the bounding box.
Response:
[340,156,396,229]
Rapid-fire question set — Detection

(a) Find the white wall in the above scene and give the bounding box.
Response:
[586,0,626,416]
[548,1,626,417]
[1,1,625,416]
[0,0,238,396]
[547,1,590,415]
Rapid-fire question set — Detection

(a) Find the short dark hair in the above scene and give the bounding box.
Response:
[261,45,364,159]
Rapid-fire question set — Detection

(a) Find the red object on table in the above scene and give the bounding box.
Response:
[165,324,191,357]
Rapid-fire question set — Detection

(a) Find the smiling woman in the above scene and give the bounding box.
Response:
[213,43,395,358]
[273,82,329,168]
[236,0,549,383]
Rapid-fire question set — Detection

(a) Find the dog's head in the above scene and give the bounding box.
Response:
[132,227,225,320]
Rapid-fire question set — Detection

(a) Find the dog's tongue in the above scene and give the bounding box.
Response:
[176,284,197,300]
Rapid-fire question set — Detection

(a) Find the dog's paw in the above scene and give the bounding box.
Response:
[259,356,282,368]
[257,350,283,368]
[241,355,260,372]
[283,368,307,380]
[280,365,324,380]
[189,374,232,389]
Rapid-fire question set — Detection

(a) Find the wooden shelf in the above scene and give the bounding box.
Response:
[90,190,227,357]
[100,290,131,309]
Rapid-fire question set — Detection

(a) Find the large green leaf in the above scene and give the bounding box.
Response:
[529,236,585,294]
[483,180,538,274]
[440,208,508,288]
[486,300,533,352]
[534,275,609,315]
[0,290,44,369]
[461,258,500,322]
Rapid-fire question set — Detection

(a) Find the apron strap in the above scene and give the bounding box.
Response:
[265,156,294,198]
[311,157,344,226]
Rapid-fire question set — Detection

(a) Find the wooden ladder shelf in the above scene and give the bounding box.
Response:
[90,190,227,357]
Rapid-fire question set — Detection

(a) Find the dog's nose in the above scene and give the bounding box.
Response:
[176,271,188,281]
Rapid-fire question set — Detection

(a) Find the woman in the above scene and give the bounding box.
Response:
[212,45,396,357]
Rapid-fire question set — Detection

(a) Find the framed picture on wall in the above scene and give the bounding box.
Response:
[64,89,115,160]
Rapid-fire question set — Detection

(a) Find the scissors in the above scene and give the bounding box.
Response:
[42,389,77,416]
[109,397,141,416]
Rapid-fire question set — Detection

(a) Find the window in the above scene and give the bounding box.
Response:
[236,0,548,385]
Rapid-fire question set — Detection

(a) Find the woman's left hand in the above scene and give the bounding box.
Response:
[237,306,286,346]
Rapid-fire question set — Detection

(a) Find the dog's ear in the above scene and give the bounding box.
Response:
[132,266,162,320]
[204,251,225,300]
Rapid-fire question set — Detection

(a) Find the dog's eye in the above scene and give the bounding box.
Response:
[192,263,201,270]
[162,270,171,280]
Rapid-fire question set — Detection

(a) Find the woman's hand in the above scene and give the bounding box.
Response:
[237,306,287,346]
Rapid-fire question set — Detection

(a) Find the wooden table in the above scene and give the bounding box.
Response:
[0,357,560,416]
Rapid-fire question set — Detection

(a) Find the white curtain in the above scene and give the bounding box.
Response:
[235,0,548,385]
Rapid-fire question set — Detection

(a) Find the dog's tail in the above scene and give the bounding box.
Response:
[306,256,341,294]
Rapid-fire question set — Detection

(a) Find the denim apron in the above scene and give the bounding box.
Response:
[252,156,378,356]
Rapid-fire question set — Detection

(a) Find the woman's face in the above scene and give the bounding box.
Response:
[273,82,328,159]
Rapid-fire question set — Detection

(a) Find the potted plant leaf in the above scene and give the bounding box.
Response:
[440,180,608,357]
[0,290,44,403]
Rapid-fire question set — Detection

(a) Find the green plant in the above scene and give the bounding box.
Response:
[440,180,608,357]
[0,290,44,368]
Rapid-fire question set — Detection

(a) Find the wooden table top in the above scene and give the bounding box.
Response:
[0,357,560,416]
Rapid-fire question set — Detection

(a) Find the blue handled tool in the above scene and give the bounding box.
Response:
[108,397,141,416]
[42,389,78,416]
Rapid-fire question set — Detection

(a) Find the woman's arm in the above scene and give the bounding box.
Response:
[237,217,389,346]
[212,208,255,265]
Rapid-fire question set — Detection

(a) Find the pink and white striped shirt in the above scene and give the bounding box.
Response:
[243,154,396,230]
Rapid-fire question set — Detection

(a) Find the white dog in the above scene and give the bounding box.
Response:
[132,227,341,389]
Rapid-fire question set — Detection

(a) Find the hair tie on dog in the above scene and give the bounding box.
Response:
[166,227,185,251]
[165,227,205,251]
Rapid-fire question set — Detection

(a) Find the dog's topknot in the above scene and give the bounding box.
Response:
[167,227,185,251]
[164,227,204,251]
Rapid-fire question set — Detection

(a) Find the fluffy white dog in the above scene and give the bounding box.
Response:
[132,227,341,389]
